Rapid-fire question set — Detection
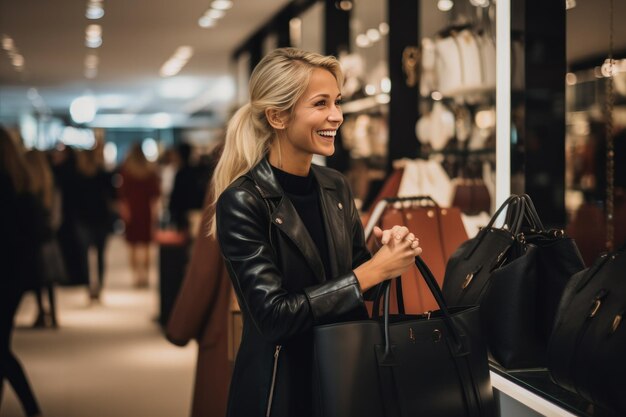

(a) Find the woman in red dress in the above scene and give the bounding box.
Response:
[118,144,160,287]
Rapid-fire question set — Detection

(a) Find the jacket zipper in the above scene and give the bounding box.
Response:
[266,345,282,417]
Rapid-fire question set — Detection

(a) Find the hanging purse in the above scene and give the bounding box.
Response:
[312,257,495,417]
[547,243,626,415]
[365,196,467,313]
[442,195,585,369]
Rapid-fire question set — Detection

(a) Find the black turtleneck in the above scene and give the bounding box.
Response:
[270,165,332,281]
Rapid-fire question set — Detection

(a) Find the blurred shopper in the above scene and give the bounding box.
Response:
[168,143,203,233]
[166,143,230,417]
[0,127,43,417]
[24,150,65,328]
[52,146,90,288]
[74,148,115,300]
[118,143,160,287]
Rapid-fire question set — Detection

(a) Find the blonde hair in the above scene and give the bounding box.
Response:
[208,48,343,235]
[24,150,55,210]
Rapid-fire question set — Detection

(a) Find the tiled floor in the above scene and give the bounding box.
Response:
[1,236,198,417]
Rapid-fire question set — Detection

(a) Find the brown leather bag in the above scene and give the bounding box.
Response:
[451,178,491,215]
[365,197,468,313]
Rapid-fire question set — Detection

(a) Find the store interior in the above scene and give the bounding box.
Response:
[1,0,626,416]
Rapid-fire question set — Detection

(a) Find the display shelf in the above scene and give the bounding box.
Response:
[490,366,620,417]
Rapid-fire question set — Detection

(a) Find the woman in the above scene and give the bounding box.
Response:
[0,127,43,416]
[24,150,64,327]
[211,48,421,417]
[75,148,115,300]
[118,143,160,287]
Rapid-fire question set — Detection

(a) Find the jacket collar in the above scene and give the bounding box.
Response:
[246,157,343,282]
[248,157,338,198]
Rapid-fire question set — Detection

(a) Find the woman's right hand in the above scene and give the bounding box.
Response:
[354,225,422,292]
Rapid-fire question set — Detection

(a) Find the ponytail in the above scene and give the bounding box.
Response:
[208,103,272,236]
[207,47,344,237]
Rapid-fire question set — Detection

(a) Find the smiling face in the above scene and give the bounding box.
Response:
[269,67,343,174]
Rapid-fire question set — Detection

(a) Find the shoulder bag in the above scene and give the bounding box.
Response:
[312,257,495,417]
[547,243,626,415]
[442,194,585,368]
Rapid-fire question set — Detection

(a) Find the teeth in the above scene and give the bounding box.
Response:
[317,130,336,137]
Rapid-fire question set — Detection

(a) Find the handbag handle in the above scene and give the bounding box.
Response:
[464,195,524,260]
[520,194,545,231]
[485,195,523,233]
[380,257,469,357]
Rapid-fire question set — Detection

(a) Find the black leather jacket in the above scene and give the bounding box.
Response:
[217,157,371,417]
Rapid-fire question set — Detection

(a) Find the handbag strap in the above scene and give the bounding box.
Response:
[380,258,485,417]
[520,194,545,231]
[464,195,522,260]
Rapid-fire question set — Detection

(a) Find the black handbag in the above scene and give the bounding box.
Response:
[547,243,626,415]
[312,257,495,417]
[442,195,585,369]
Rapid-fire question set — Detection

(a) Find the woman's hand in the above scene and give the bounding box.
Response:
[355,225,422,292]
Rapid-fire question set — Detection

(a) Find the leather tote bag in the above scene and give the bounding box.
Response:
[548,243,626,415]
[364,197,467,313]
[442,195,585,369]
[312,257,495,417]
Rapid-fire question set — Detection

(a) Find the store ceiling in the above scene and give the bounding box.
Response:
[0,0,291,128]
[0,0,624,130]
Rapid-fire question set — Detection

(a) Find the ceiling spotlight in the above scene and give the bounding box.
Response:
[12,54,24,67]
[378,22,389,36]
[437,0,454,12]
[70,95,98,124]
[206,9,226,19]
[86,37,103,48]
[174,46,194,60]
[211,0,233,10]
[86,1,104,19]
[198,16,216,28]
[2,35,14,51]
[469,0,489,7]
[85,24,103,48]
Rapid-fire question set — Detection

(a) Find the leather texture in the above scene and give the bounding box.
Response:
[443,195,585,369]
[165,187,232,417]
[312,257,495,417]
[548,243,626,415]
[216,157,371,417]
[368,197,467,314]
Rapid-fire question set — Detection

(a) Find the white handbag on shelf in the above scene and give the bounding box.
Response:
[435,29,484,97]
[397,159,452,207]
[415,101,455,151]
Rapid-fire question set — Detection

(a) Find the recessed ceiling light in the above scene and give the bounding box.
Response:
[70,95,98,124]
[206,9,226,19]
[2,36,14,51]
[211,0,233,10]
[198,16,216,28]
[438,0,454,12]
[86,4,104,19]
